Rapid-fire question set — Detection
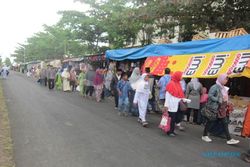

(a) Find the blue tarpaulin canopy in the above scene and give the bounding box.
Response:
[105,35,250,61]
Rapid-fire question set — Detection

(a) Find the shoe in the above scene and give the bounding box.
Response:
[227,139,240,145]
[176,123,185,131]
[124,112,129,117]
[118,112,122,116]
[202,136,212,142]
[115,107,118,110]
[137,118,142,123]
[173,132,178,135]
[241,153,250,163]
[167,133,176,137]
[247,150,250,155]
[178,126,185,131]
[142,121,148,127]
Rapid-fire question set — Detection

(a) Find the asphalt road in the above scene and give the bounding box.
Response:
[2,72,250,167]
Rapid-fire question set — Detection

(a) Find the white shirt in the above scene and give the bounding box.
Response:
[164,91,181,112]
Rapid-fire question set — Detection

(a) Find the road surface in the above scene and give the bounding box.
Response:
[2,72,249,167]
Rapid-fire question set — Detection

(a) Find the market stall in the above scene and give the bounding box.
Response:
[48,59,62,68]
[81,54,106,69]
[106,35,250,136]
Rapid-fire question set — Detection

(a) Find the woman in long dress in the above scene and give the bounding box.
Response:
[55,69,63,90]
[93,69,104,102]
[104,69,113,97]
[129,67,141,116]
[78,70,86,96]
[133,73,151,127]
[70,68,77,91]
[185,78,202,124]
[61,68,71,92]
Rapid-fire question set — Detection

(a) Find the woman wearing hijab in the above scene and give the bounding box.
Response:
[55,68,63,90]
[61,68,71,92]
[85,65,96,99]
[69,68,77,91]
[93,69,104,102]
[78,69,86,96]
[133,73,151,127]
[104,69,113,97]
[202,74,239,145]
[129,67,141,116]
[164,71,185,137]
[185,78,202,124]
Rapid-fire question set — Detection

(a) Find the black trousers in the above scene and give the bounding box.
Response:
[168,112,177,134]
[114,90,119,108]
[48,79,55,90]
[86,86,94,96]
[176,109,184,124]
[70,81,76,91]
[203,117,231,140]
[44,77,48,87]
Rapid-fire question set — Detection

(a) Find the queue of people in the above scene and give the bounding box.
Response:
[32,64,240,146]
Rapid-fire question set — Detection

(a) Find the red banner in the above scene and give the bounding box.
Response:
[143,56,170,76]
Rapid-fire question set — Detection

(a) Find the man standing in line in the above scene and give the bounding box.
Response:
[40,68,47,86]
[157,68,171,111]
[111,69,122,109]
[47,66,57,90]
[85,66,96,98]
[44,67,48,87]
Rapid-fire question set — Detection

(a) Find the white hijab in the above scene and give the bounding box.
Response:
[129,67,141,89]
[61,68,69,78]
[135,74,150,94]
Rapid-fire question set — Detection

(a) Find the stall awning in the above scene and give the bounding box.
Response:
[143,50,250,78]
[106,35,250,61]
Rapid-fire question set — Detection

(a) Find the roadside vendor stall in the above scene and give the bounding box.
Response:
[48,59,62,68]
[62,58,83,70]
[106,35,250,136]
[106,47,146,73]
[81,54,106,69]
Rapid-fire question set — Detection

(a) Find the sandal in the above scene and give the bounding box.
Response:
[142,121,148,127]
[241,153,250,163]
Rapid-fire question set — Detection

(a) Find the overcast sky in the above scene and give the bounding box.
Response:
[0,0,89,61]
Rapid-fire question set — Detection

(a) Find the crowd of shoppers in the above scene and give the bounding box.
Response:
[30,64,241,146]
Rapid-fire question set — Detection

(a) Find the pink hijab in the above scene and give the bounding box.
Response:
[216,74,229,102]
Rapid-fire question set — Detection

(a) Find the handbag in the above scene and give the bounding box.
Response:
[159,112,171,132]
[76,86,80,92]
[179,100,187,112]
[201,106,217,121]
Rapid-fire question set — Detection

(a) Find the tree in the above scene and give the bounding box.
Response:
[12,24,90,62]
[12,0,250,63]
[57,10,107,53]
[75,0,142,48]
[179,0,250,39]
[4,58,12,67]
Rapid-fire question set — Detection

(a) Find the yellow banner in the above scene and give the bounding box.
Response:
[144,50,250,78]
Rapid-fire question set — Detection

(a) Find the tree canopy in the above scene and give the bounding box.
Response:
[4,58,12,67]
[12,0,250,63]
